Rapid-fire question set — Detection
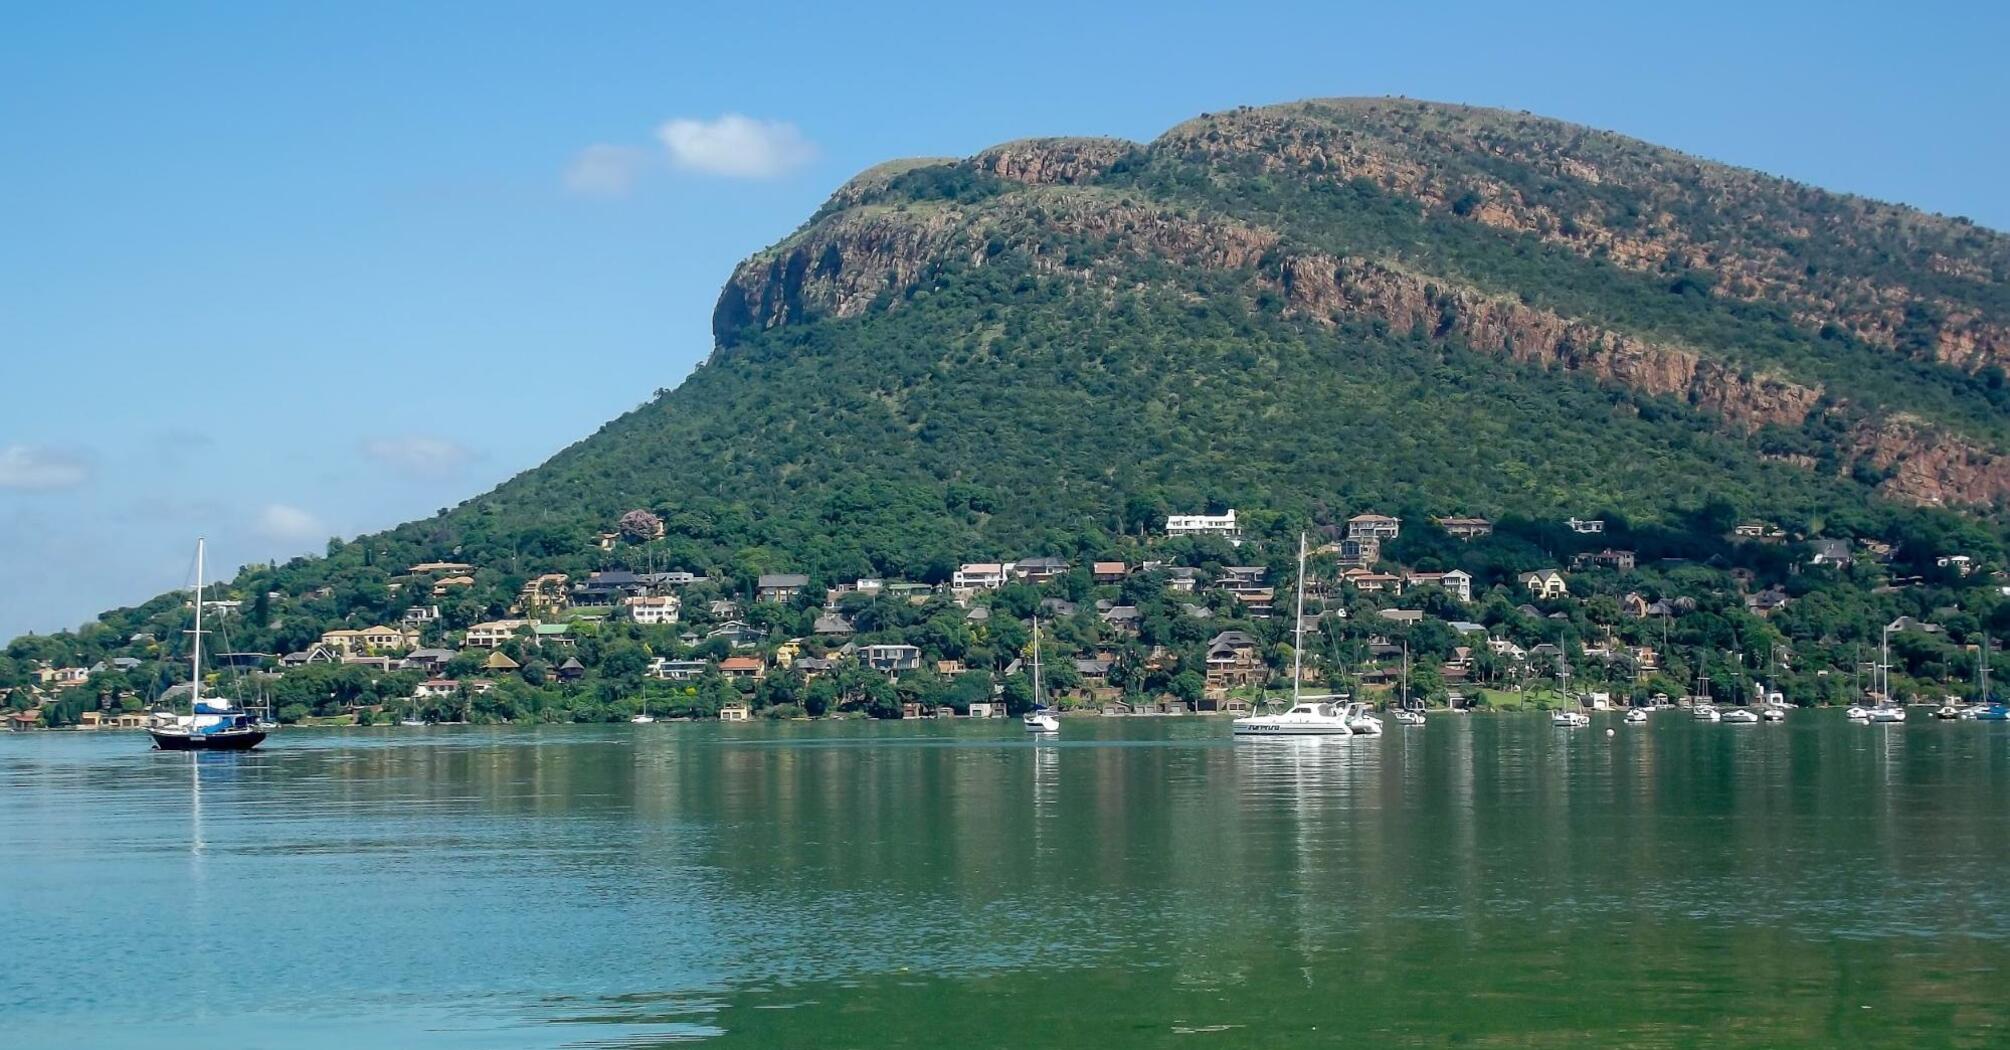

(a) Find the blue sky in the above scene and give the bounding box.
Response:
[3,1,2005,639]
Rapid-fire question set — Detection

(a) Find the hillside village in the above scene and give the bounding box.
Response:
[5,505,2007,730]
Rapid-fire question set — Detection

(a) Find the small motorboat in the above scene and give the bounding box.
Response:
[1691,704,1721,723]
[1393,708,1426,727]
[1551,708,1590,728]
[1721,707,1761,725]
[1623,708,1649,725]
[1846,705,1872,721]
[1869,704,1907,724]
[1344,701,1384,736]
[1933,703,1964,720]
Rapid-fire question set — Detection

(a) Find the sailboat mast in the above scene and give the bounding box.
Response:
[190,538,204,711]
[1291,532,1306,705]
[1032,615,1043,708]
[1401,641,1409,710]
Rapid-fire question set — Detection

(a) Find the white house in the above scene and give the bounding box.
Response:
[861,643,923,672]
[1566,518,1605,534]
[647,657,707,681]
[624,594,682,625]
[953,563,1010,591]
[1165,511,1241,541]
[464,619,530,647]
[1404,569,1472,602]
[1346,513,1402,541]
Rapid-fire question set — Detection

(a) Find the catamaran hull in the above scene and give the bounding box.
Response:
[149,728,266,751]
[1233,723,1353,736]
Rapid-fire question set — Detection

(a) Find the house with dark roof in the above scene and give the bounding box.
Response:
[1100,605,1142,632]
[1205,631,1264,689]
[1014,556,1070,583]
[756,574,810,603]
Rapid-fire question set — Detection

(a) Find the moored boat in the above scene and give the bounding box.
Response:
[147,539,267,752]
[1234,534,1357,738]
[1234,698,1354,736]
[1023,615,1058,733]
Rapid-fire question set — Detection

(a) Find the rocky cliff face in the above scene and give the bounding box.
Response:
[1164,101,2010,373]
[714,100,2010,511]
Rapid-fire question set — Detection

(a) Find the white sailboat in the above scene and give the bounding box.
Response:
[1235,533,1355,737]
[147,539,267,751]
[1550,658,1589,727]
[1391,642,1424,726]
[630,695,655,724]
[1022,615,1059,733]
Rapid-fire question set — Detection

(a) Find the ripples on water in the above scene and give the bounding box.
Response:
[2,715,2007,1048]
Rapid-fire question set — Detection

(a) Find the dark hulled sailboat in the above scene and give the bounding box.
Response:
[148,539,267,751]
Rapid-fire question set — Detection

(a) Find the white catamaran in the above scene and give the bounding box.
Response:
[1234,533,1369,737]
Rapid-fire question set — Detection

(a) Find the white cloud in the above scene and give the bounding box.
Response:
[563,143,649,197]
[0,444,90,490]
[360,435,475,478]
[254,504,327,543]
[656,114,816,178]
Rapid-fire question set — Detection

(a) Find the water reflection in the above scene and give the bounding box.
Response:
[1,715,2007,1048]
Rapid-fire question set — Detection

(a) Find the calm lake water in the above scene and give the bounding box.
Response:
[4,713,2008,1048]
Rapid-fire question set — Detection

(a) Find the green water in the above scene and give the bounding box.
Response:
[3,713,2007,1048]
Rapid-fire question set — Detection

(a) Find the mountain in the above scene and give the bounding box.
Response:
[470,98,2009,567]
[7,99,2009,720]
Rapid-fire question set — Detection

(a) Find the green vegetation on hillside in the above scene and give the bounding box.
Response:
[5,98,2008,727]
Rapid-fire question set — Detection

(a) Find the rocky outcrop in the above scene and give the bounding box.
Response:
[972,137,1134,186]
[1271,253,1823,431]
[713,206,965,338]
[1849,415,2010,508]
[1159,100,2010,373]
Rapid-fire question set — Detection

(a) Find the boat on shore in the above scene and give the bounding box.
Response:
[147,539,266,752]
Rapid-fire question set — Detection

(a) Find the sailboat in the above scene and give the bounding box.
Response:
[1022,615,1059,733]
[1235,534,1359,737]
[1550,657,1589,728]
[147,539,267,751]
[1972,636,2007,721]
[1392,642,1425,727]
[630,695,656,724]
